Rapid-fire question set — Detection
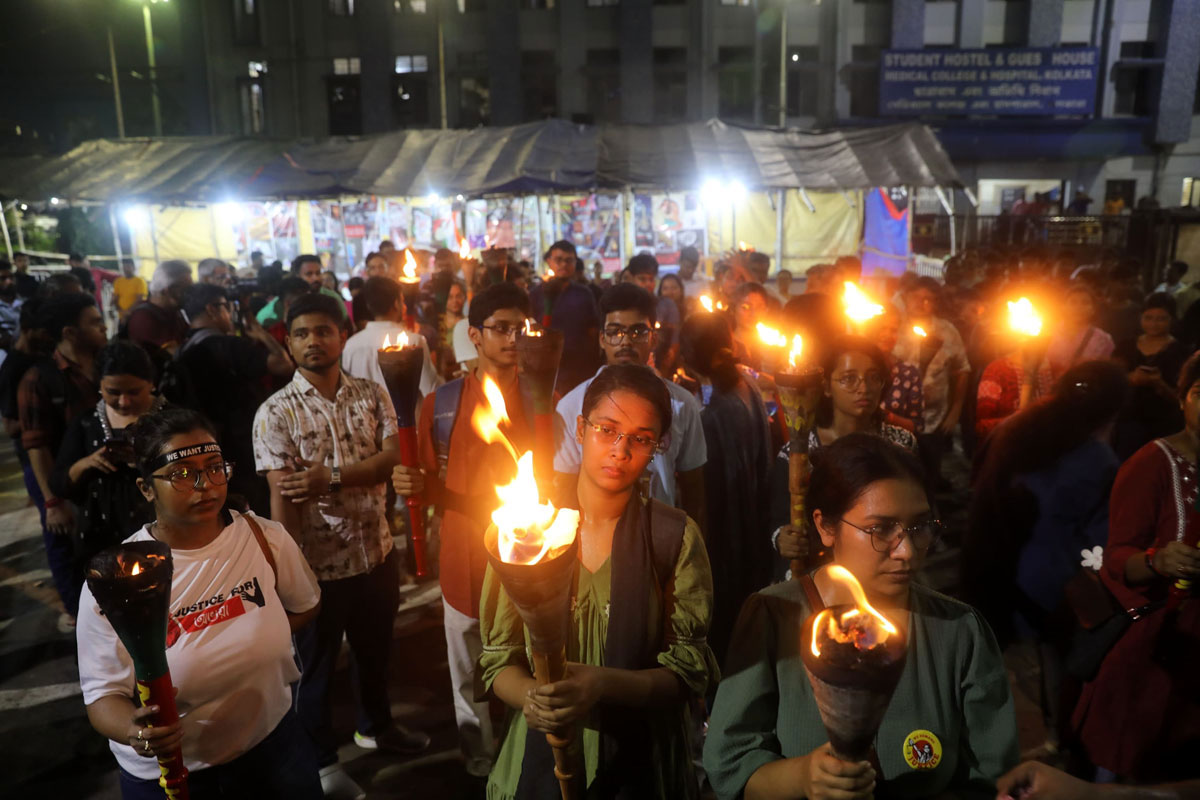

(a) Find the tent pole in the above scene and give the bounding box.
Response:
[108,205,124,270]
[535,196,543,262]
[208,204,221,262]
[0,203,13,260]
[617,191,627,269]
[149,206,160,266]
[774,189,785,275]
[338,200,352,273]
[906,187,914,272]
[14,205,25,252]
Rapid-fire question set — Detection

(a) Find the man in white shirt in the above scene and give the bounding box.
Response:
[677,246,709,299]
[341,276,441,404]
[552,283,707,531]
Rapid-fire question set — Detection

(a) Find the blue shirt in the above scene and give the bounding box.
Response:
[529,279,601,393]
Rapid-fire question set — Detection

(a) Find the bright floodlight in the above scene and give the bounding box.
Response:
[700,179,725,208]
[214,202,244,224]
[50,197,60,205]
[123,206,150,229]
[426,192,440,203]
[728,180,747,202]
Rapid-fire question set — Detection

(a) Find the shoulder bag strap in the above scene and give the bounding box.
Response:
[1069,326,1097,367]
[646,499,688,595]
[242,512,279,587]
[799,573,825,614]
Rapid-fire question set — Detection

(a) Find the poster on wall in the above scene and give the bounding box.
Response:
[228,202,299,267]
[383,199,412,249]
[310,201,347,271]
[340,197,381,271]
[557,194,621,270]
[629,191,702,266]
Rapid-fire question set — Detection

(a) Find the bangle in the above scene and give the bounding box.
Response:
[44,497,63,509]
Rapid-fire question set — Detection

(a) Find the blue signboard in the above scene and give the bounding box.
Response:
[879,47,1099,116]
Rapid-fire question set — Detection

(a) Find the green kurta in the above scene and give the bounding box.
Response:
[703,576,1018,800]
[478,517,720,800]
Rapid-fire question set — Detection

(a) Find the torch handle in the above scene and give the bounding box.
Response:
[137,671,189,800]
[788,451,810,578]
[532,647,578,800]
[396,426,429,579]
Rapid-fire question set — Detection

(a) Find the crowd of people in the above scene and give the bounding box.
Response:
[0,236,1197,799]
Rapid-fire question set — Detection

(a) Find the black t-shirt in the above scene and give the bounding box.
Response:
[0,349,35,423]
[14,272,38,301]
[177,331,269,431]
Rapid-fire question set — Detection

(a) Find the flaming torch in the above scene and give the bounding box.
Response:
[843,282,884,333]
[801,566,906,763]
[911,324,942,376]
[474,376,581,800]
[378,331,429,578]
[86,542,189,799]
[517,319,565,489]
[399,249,421,330]
[1006,297,1043,338]
[757,325,824,578]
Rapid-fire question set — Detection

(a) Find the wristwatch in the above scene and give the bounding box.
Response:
[329,466,342,494]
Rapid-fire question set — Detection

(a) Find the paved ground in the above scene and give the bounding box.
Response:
[0,437,1047,798]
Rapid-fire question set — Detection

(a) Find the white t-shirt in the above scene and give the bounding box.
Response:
[77,513,320,780]
[553,366,707,506]
[342,320,442,402]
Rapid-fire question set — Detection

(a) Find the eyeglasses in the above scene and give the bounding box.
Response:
[477,323,526,339]
[839,517,943,553]
[602,324,653,344]
[151,462,234,492]
[582,418,664,455]
[833,371,886,391]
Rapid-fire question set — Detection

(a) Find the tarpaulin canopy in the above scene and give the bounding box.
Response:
[0,119,961,203]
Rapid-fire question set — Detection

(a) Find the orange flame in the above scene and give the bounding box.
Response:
[738,241,753,252]
[1007,297,1043,337]
[843,282,884,324]
[458,237,471,260]
[788,334,803,369]
[699,295,714,313]
[379,331,411,351]
[472,375,578,565]
[756,322,787,349]
[912,325,928,338]
[810,565,898,657]
[491,451,580,564]
[401,249,419,283]
[523,319,543,338]
[131,561,142,577]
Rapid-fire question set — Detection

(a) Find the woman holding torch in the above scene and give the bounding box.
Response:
[480,364,719,799]
[705,434,1017,800]
[77,408,323,799]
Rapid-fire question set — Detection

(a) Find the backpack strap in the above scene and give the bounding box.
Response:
[241,512,279,587]
[433,377,466,474]
[646,499,688,596]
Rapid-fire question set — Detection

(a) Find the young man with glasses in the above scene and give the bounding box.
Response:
[174,284,292,515]
[252,292,425,800]
[529,240,601,393]
[552,283,707,534]
[391,281,535,778]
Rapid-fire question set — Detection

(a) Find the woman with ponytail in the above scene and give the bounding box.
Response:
[677,312,773,664]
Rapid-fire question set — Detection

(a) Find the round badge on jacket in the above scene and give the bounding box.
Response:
[902,729,942,770]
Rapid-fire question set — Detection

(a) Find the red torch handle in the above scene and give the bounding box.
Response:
[136,671,189,800]
[396,426,429,578]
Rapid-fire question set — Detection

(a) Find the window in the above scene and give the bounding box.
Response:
[239,62,266,134]
[1113,41,1160,117]
[393,0,428,11]
[521,0,556,8]
[1105,179,1136,211]
[717,47,755,121]
[719,0,752,5]
[848,45,881,117]
[333,58,361,75]
[785,46,819,118]
[654,48,688,122]
[522,51,558,120]
[395,55,429,74]
[329,0,356,14]
[983,0,1029,46]
[393,73,430,127]
[460,76,490,127]
[585,49,621,122]
[587,0,619,7]
[231,0,260,45]
[328,76,362,135]
[1182,178,1200,208]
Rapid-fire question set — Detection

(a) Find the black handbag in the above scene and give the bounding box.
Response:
[1062,568,1158,681]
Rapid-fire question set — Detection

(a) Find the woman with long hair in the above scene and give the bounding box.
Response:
[1111,292,1190,460]
[1072,354,1200,782]
[53,342,164,599]
[964,360,1130,755]
[770,336,916,572]
[677,311,773,663]
[77,407,322,799]
[705,434,1018,799]
[481,364,718,798]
